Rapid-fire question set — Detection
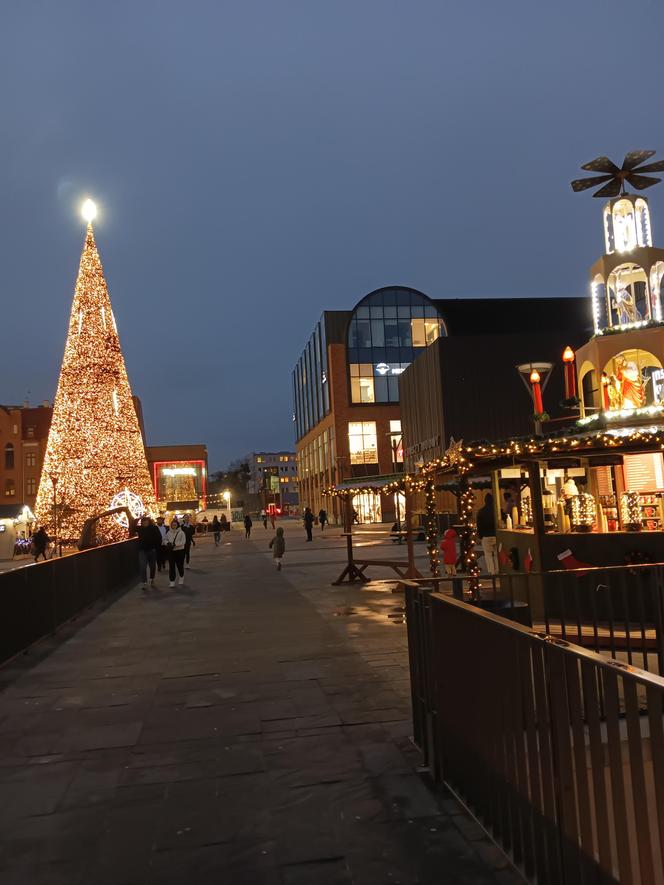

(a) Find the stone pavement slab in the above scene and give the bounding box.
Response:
[0,521,518,884]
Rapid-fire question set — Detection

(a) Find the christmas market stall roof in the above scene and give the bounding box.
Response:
[329,474,405,495]
[420,415,664,479]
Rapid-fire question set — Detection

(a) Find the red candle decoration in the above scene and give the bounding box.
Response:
[562,345,577,399]
[530,369,544,414]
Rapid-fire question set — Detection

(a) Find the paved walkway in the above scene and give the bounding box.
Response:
[0,522,517,884]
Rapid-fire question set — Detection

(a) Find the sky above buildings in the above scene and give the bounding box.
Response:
[2,0,664,469]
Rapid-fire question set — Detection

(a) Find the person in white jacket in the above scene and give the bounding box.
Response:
[163,519,187,587]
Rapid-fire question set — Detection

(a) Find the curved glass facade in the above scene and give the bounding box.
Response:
[347,288,445,404]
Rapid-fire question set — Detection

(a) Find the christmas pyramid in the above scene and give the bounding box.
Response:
[35,209,156,543]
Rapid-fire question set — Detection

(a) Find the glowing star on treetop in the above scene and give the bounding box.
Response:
[34,202,157,544]
[81,198,97,223]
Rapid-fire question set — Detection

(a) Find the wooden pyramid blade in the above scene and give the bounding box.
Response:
[581,156,619,174]
[593,179,622,198]
[571,174,613,192]
[634,160,664,173]
[626,173,661,191]
[622,150,656,171]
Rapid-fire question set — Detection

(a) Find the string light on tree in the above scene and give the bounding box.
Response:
[35,199,157,543]
[424,479,440,577]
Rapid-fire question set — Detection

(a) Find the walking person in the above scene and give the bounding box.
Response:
[261,509,268,529]
[32,526,49,562]
[244,514,253,538]
[440,528,458,577]
[318,508,327,532]
[211,515,221,547]
[155,516,168,572]
[303,507,314,542]
[181,514,196,569]
[137,516,162,591]
[269,526,286,571]
[164,519,187,587]
[477,493,499,575]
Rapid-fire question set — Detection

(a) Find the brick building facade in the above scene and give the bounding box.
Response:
[0,403,53,513]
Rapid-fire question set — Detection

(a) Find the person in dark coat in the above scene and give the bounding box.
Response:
[32,526,49,562]
[181,515,196,569]
[137,516,162,590]
[211,515,221,547]
[318,509,327,531]
[303,507,314,542]
[477,493,498,575]
[244,514,253,538]
[269,526,286,570]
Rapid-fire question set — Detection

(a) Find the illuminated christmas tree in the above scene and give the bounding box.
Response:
[35,200,157,543]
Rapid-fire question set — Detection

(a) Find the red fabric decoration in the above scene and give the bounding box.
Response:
[524,548,533,573]
[557,548,593,573]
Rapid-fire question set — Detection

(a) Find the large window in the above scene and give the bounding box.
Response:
[26,452,36,467]
[348,421,378,464]
[350,364,375,403]
[348,288,444,404]
[4,443,14,470]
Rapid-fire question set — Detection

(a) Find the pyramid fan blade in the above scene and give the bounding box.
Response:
[593,179,622,198]
[581,156,619,174]
[626,173,661,191]
[571,175,614,192]
[622,150,656,171]
[634,160,664,173]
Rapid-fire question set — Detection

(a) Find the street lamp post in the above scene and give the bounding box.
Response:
[49,473,59,557]
[223,490,231,520]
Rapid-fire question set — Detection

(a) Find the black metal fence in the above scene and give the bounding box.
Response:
[0,539,138,665]
[404,581,664,884]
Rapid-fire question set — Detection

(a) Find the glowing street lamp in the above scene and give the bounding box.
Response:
[223,490,231,512]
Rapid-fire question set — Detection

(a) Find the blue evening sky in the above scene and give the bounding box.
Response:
[1,0,663,468]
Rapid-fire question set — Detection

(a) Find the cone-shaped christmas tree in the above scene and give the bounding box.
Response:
[35,206,157,543]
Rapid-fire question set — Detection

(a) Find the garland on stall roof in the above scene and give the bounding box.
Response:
[459,477,481,599]
[424,478,440,577]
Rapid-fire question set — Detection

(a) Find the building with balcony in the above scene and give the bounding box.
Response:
[244,452,299,509]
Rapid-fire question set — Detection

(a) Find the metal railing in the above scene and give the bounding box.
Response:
[404,581,664,884]
[0,539,138,665]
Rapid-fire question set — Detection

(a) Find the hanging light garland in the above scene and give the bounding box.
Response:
[424,478,440,577]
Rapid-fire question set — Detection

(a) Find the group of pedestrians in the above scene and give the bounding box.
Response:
[137,514,196,590]
[303,507,327,541]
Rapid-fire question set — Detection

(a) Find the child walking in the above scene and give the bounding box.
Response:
[269,526,286,571]
[440,528,458,576]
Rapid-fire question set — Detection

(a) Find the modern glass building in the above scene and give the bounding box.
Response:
[292,287,446,524]
[292,286,592,524]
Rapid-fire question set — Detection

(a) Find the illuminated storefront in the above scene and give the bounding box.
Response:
[145,445,208,511]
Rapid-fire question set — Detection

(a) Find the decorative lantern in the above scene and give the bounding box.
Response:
[562,346,577,399]
[570,492,596,532]
[620,492,642,531]
[530,369,544,415]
